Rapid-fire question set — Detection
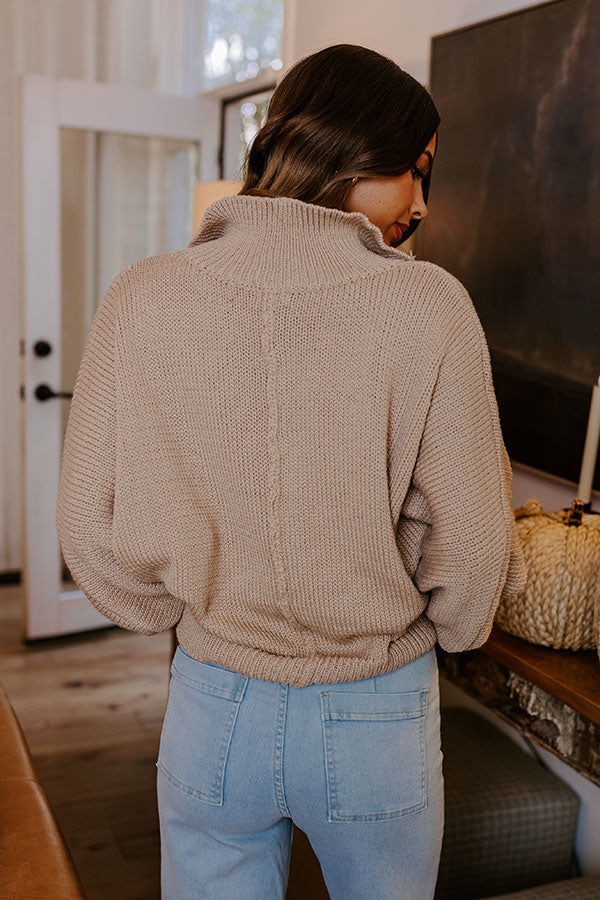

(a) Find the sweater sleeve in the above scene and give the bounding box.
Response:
[55,270,185,635]
[406,299,528,652]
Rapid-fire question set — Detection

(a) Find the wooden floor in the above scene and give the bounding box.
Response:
[0,583,329,900]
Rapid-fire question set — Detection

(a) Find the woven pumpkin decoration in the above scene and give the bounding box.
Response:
[494,497,600,658]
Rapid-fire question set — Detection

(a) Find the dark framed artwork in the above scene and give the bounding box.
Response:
[421,0,600,491]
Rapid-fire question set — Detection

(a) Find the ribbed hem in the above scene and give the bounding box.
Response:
[175,606,438,687]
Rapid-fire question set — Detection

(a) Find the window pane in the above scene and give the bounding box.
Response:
[203,0,283,91]
[222,90,272,180]
[58,127,199,585]
[59,128,199,428]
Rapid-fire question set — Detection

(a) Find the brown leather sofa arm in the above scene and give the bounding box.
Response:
[0,681,87,899]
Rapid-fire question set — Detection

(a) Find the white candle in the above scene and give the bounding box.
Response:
[577,376,600,504]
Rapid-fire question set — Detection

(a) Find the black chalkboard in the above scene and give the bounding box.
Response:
[422,0,600,491]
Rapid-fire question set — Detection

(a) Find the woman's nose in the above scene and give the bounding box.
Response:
[411,180,428,220]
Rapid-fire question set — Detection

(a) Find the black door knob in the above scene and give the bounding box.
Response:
[33,340,52,357]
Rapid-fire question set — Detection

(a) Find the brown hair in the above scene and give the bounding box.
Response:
[238,43,440,223]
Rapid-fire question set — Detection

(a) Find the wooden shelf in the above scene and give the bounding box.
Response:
[480,624,600,726]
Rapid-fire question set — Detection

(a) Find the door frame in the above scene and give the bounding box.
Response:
[20,73,219,639]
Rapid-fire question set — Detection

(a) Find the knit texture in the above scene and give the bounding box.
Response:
[56,193,527,686]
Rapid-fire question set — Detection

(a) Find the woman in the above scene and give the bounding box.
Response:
[56,44,527,900]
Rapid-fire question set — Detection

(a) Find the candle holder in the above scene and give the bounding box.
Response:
[560,499,600,520]
[494,497,600,663]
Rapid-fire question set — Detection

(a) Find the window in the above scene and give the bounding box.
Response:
[221,89,273,180]
[203,0,283,92]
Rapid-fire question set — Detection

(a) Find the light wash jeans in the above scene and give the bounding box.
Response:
[156,644,444,899]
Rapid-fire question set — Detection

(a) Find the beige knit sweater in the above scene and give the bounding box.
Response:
[56,193,527,686]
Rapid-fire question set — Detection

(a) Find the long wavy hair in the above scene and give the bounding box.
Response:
[238,44,440,242]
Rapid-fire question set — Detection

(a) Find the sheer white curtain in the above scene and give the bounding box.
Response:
[2,0,206,574]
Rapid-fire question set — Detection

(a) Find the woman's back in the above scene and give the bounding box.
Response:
[56,191,526,686]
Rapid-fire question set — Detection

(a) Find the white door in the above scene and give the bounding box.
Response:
[21,74,220,639]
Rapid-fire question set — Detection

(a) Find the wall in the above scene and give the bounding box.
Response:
[286,0,545,83]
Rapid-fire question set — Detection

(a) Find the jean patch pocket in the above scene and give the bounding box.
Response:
[156,648,248,805]
[320,687,429,822]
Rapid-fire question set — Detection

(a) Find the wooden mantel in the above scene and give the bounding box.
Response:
[482,625,600,726]
[436,624,600,786]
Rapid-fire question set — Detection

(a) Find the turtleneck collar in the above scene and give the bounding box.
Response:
[184,193,412,287]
